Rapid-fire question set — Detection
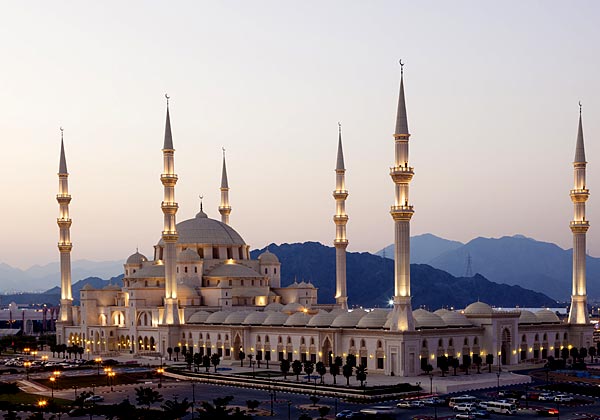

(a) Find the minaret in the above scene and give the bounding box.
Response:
[219,148,231,225]
[388,61,415,331]
[333,123,349,309]
[568,103,590,325]
[57,128,73,324]
[160,95,180,325]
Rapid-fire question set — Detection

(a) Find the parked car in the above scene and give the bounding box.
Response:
[422,397,445,406]
[554,394,573,403]
[538,393,555,401]
[454,403,477,413]
[336,410,353,419]
[84,395,104,402]
[396,401,413,408]
[410,400,425,408]
[455,413,476,420]
[473,410,490,418]
[346,413,367,419]
[537,408,560,417]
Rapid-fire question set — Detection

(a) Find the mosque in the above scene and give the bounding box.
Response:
[55,66,593,377]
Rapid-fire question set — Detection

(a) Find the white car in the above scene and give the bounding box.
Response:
[538,393,554,401]
[84,395,104,403]
[554,394,573,402]
[396,401,413,408]
[454,403,477,412]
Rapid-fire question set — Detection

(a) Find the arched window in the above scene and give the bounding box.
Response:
[301,337,305,345]
[422,339,428,349]
[350,339,355,348]
[534,334,539,342]
[257,336,261,343]
[310,337,314,345]
[287,336,291,344]
[265,336,270,343]
[184,267,188,273]
[274,268,277,274]
[473,337,479,345]
[265,268,268,274]
[194,267,198,273]
[449,339,454,347]
[360,339,366,348]
[278,336,283,343]
[463,337,469,346]
[522,334,527,343]
[377,340,382,349]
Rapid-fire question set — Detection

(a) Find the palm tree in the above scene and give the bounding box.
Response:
[580,347,588,363]
[316,361,326,384]
[589,346,596,363]
[185,353,193,370]
[450,357,460,376]
[485,354,494,373]
[292,360,303,381]
[211,353,221,373]
[202,355,211,372]
[167,347,173,361]
[134,386,163,410]
[174,346,180,361]
[193,353,201,372]
[161,396,192,420]
[303,361,314,383]
[342,364,353,386]
[462,355,472,375]
[473,355,482,374]
[355,364,367,387]
[330,362,340,384]
[238,350,245,367]
[346,354,357,368]
[280,359,290,379]
[438,355,449,377]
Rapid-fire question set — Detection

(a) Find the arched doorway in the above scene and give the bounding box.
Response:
[321,337,332,366]
[233,334,242,360]
[501,328,511,365]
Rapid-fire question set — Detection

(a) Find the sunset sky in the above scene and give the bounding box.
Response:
[1,1,599,268]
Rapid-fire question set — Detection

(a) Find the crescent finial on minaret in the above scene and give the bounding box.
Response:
[60,126,64,140]
[199,194,204,212]
[165,93,170,107]
[399,59,404,74]
[222,146,226,158]
[579,101,582,115]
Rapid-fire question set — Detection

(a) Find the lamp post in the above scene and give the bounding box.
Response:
[24,361,31,380]
[157,367,164,388]
[108,371,116,391]
[31,350,38,360]
[49,376,56,399]
[287,400,291,420]
[429,373,433,394]
[104,367,112,386]
[38,400,47,416]
[496,371,501,395]
[95,357,102,376]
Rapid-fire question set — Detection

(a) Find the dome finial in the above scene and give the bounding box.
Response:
[579,101,582,115]
[165,93,170,108]
[199,195,203,212]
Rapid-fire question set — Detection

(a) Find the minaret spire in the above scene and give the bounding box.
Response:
[568,102,590,325]
[160,95,180,326]
[388,60,415,333]
[333,122,348,309]
[56,127,73,329]
[219,147,232,225]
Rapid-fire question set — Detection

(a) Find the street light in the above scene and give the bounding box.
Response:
[95,357,102,376]
[38,399,47,415]
[104,367,112,386]
[24,361,32,380]
[108,371,116,391]
[31,351,38,360]
[49,376,56,399]
[157,367,165,388]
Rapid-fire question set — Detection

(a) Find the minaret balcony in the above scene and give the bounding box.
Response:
[334,239,349,246]
[570,189,590,202]
[390,166,414,183]
[390,205,414,221]
[161,202,179,212]
[333,190,348,199]
[56,194,72,204]
[161,232,179,242]
[58,243,73,252]
[57,218,72,227]
[570,220,590,233]
[333,214,349,224]
[160,174,178,186]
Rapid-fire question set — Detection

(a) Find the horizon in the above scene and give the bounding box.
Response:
[2,2,599,268]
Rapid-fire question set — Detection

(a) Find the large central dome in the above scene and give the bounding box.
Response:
[162,210,246,246]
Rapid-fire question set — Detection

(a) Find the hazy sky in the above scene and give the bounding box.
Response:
[1,1,599,269]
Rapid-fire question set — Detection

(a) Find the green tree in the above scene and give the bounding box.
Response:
[238,350,245,367]
[246,400,259,412]
[303,360,314,382]
[356,364,367,387]
[309,395,320,406]
[73,391,94,409]
[473,354,482,374]
[134,386,163,410]
[161,396,192,420]
[193,353,202,372]
[264,349,271,368]
[3,412,21,420]
[316,361,326,384]
[174,346,180,361]
[104,398,138,420]
[330,361,340,384]
[570,347,579,360]
[346,354,357,368]
[589,346,596,362]
[561,347,569,360]
[196,396,251,419]
[185,352,193,370]
[292,360,303,381]
[211,353,221,373]
[342,364,353,386]
[167,347,173,361]
[580,347,588,362]
[423,363,433,375]
[202,355,211,372]
[318,406,331,419]
[437,355,449,377]
[450,357,460,376]
[280,359,290,379]
[485,354,494,373]
[462,355,472,375]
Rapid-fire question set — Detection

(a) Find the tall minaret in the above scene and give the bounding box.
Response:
[333,122,348,309]
[57,128,73,324]
[388,61,414,331]
[219,148,231,225]
[568,103,590,325]
[160,95,180,325]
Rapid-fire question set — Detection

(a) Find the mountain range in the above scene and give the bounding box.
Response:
[378,234,598,301]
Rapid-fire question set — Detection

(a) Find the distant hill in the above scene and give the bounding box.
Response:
[376,234,464,264]
[0,260,124,293]
[427,235,600,301]
[43,275,124,304]
[251,242,557,309]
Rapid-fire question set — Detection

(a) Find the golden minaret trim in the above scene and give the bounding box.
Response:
[160,95,180,325]
[568,102,590,325]
[219,147,231,225]
[333,122,348,309]
[57,128,73,324]
[388,61,415,331]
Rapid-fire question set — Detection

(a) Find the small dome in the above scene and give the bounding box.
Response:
[224,311,250,325]
[413,309,447,328]
[440,311,472,327]
[284,312,312,327]
[329,307,348,316]
[464,301,494,315]
[265,302,284,311]
[205,311,231,324]
[433,309,451,316]
[535,309,560,324]
[177,248,201,262]
[519,310,541,324]
[243,311,270,325]
[282,302,305,314]
[331,309,367,328]
[103,284,121,291]
[81,284,94,291]
[262,311,289,326]
[308,311,337,327]
[258,250,280,264]
[177,284,197,299]
[186,311,211,323]
[357,309,390,329]
[207,263,263,278]
[126,251,147,265]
